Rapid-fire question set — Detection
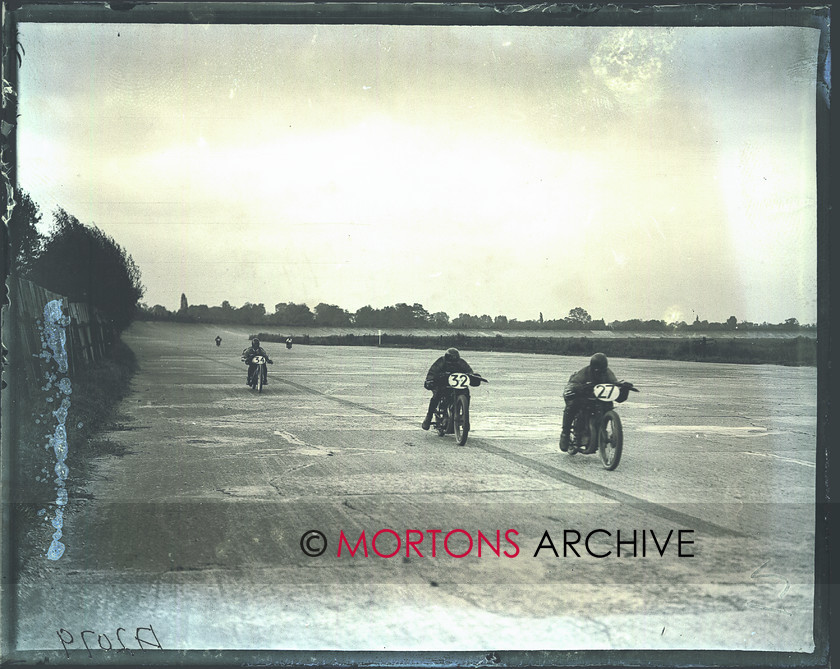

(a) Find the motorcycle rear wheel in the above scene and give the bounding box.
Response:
[598,410,623,470]
[567,414,584,455]
[435,403,447,437]
[454,394,469,446]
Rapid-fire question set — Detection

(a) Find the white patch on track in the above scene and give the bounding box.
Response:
[273,429,333,456]
[344,447,397,454]
[641,425,769,436]
[273,430,308,446]
[743,451,816,468]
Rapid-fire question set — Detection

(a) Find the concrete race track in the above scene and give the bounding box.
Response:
[12,322,817,653]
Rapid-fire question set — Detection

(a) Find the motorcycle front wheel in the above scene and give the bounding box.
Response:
[454,394,469,446]
[256,367,263,392]
[598,410,623,470]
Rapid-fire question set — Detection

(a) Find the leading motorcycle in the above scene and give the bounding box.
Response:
[564,381,638,470]
[244,354,272,392]
[430,372,488,446]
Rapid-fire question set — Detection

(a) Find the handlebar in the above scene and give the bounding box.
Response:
[579,380,638,390]
[566,380,639,403]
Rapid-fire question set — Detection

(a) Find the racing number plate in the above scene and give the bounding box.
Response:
[448,373,470,389]
[593,383,620,401]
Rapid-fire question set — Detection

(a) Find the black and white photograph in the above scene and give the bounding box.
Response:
[0,2,830,665]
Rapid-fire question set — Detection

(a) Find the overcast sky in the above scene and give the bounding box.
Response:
[16,22,819,324]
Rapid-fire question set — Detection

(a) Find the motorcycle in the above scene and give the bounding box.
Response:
[244,354,272,392]
[564,381,638,470]
[430,372,488,446]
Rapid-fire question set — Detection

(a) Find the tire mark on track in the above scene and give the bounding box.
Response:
[278,377,398,420]
[200,353,746,539]
[469,438,747,539]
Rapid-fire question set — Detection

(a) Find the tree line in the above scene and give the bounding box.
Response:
[138,295,813,333]
[7,186,809,335]
[5,188,145,330]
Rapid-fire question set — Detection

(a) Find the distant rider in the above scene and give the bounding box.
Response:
[559,352,618,451]
[215,335,222,347]
[421,347,475,430]
[241,337,273,385]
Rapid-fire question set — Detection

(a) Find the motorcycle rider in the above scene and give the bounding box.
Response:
[241,337,273,385]
[559,352,618,451]
[215,335,222,347]
[421,347,475,430]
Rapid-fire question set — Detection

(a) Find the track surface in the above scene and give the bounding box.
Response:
[13,322,817,652]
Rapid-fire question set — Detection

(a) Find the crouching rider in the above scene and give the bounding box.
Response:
[421,347,475,430]
[559,352,618,451]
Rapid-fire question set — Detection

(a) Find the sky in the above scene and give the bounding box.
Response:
[16,22,820,324]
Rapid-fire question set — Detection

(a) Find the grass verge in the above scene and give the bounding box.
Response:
[12,338,138,571]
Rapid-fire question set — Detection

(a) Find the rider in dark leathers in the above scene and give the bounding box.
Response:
[241,337,273,385]
[559,352,618,451]
[421,347,475,430]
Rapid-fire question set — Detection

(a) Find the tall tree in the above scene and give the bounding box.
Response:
[566,307,592,325]
[431,311,450,326]
[273,302,313,325]
[236,302,266,324]
[28,208,144,330]
[314,303,351,327]
[6,187,44,277]
[353,305,377,327]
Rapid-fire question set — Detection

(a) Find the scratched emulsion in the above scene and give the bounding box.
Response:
[590,28,676,98]
[39,299,72,560]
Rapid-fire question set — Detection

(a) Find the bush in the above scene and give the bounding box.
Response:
[26,209,144,330]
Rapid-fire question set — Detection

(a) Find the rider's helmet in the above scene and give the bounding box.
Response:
[444,347,461,363]
[252,338,261,348]
[589,352,608,379]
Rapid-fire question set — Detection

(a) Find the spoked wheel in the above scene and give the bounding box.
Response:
[598,410,623,470]
[454,394,469,446]
[256,368,263,393]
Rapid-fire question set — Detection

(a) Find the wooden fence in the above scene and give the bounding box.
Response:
[5,276,116,385]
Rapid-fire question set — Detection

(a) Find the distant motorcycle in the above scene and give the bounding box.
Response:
[564,381,639,470]
[244,354,272,392]
[431,372,488,446]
